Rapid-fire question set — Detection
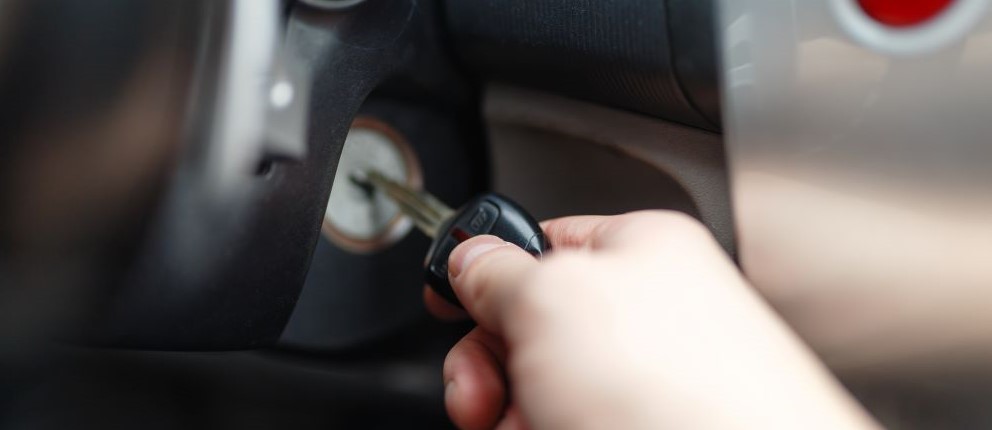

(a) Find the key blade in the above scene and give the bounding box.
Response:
[363,170,454,238]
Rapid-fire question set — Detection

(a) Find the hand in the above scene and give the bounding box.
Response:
[425,211,879,430]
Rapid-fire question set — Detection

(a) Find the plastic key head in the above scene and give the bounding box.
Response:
[425,193,549,307]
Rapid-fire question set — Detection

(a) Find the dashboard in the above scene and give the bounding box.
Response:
[2,0,991,428]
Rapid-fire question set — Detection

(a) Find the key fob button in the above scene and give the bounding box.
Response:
[429,237,459,279]
[426,193,550,308]
[464,202,500,235]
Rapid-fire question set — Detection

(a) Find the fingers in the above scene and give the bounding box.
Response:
[542,211,714,254]
[539,216,612,249]
[444,328,508,430]
[443,213,713,332]
[424,286,469,321]
[594,210,717,255]
[428,212,718,332]
[448,235,540,335]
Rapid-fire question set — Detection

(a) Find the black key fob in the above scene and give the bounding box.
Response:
[424,193,549,307]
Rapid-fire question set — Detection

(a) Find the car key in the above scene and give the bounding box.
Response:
[359,170,549,307]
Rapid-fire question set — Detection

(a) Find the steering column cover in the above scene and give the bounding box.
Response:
[446,0,721,132]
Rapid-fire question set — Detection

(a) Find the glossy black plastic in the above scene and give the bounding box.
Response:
[0,0,465,350]
[425,193,549,306]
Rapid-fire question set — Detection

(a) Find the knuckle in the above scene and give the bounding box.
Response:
[540,217,567,236]
[540,217,588,248]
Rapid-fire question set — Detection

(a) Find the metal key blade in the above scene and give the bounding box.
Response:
[361,170,454,238]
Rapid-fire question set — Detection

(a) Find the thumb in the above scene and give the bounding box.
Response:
[448,235,540,334]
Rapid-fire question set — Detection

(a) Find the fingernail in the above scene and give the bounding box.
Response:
[449,236,508,279]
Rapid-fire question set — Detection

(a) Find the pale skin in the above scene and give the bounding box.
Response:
[424,211,882,430]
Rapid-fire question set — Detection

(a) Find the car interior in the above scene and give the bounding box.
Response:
[2,0,991,428]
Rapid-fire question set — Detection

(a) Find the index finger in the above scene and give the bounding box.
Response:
[539,215,612,250]
[541,211,713,254]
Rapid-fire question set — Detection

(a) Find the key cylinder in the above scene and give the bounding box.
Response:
[322,117,422,253]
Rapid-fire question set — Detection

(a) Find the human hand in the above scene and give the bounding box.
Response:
[426,211,878,430]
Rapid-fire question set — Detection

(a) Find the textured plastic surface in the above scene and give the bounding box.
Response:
[425,194,549,306]
[0,0,449,350]
[446,0,721,132]
[485,85,734,254]
[279,97,487,351]
[99,0,441,349]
